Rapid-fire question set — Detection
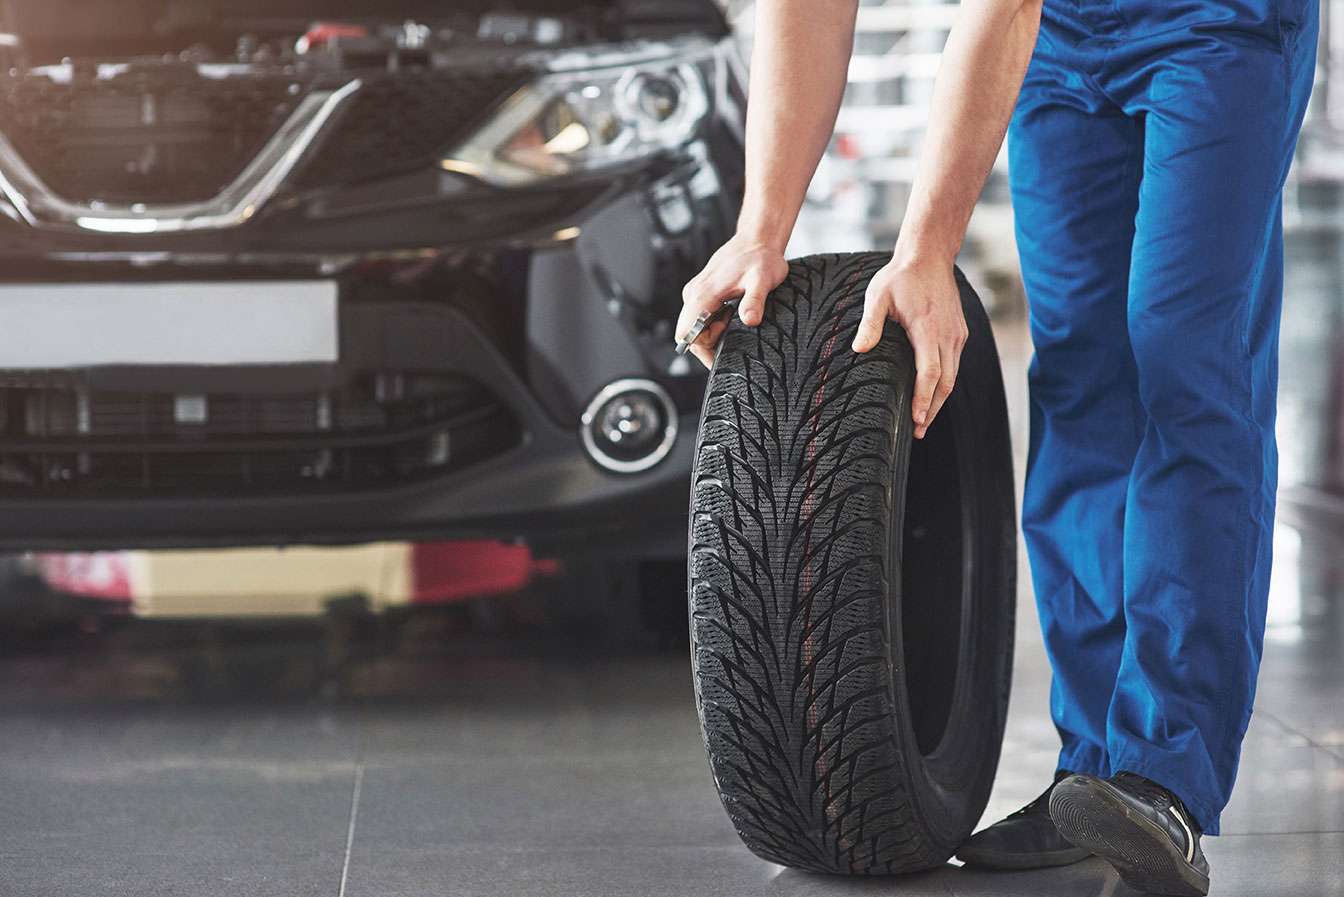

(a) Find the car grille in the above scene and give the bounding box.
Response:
[0,64,531,206]
[0,370,522,497]
[0,71,305,205]
[291,68,530,191]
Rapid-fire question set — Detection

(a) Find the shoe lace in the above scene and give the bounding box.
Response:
[1112,771,1201,834]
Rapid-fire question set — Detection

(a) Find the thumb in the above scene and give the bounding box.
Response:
[852,292,887,353]
[737,271,770,326]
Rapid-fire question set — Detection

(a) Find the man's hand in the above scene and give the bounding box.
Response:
[852,258,967,439]
[677,233,790,368]
[843,0,1038,438]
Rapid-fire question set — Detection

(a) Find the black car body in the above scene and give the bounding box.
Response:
[0,0,746,556]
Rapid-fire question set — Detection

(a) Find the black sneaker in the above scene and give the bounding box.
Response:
[1049,771,1210,896]
[956,770,1092,870]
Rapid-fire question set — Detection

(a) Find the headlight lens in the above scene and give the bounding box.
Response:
[442,58,710,186]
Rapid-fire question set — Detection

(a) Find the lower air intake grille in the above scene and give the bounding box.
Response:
[0,370,521,497]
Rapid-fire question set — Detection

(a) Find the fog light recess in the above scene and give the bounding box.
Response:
[580,378,678,473]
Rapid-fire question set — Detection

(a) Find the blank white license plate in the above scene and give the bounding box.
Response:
[0,281,339,368]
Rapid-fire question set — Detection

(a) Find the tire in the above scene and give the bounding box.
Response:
[688,251,1016,874]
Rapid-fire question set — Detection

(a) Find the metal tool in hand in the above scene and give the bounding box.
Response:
[675,300,739,356]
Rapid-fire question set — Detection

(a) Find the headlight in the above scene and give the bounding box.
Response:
[441,56,710,186]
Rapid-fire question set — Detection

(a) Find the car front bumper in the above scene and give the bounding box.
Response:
[0,144,741,553]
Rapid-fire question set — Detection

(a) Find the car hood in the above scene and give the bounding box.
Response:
[0,0,729,65]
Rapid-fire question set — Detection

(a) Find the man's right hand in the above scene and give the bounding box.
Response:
[676,233,790,369]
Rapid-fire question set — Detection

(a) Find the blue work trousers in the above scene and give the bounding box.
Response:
[1009,0,1317,835]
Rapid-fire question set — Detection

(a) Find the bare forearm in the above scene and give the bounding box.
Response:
[737,0,859,253]
[894,0,1042,268]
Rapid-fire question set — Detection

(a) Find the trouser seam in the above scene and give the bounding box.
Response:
[1208,51,1291,802]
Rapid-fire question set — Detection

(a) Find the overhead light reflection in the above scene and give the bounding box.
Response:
[75,217,159,234]
[1266,523,1303,642]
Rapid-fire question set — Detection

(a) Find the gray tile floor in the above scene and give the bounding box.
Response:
[2,220,1344,896]
[2,559,1342,897]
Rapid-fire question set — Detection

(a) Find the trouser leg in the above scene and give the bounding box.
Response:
[1009,44,1144,781]
[1104,24,1317,837]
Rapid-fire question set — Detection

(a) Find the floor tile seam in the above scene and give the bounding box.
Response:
[1215,830,1344,838]
[337,703,369,897]
[1252,709,1344,761]
[0,848,348,858]
[1253,707,1306,737]
[353,844,753,854]
[349,754,700,768]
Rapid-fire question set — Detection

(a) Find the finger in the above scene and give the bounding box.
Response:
[852,288,887,353]
[737,271,770,326]
[909,331,942,438]
[686,317,729,369]
[688,342,715,369]
[675,287,729,342]
[917,343,960,439]
[680,274,701,305]
[701,317,730,346]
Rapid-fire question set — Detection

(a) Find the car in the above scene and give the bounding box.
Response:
[0,0,746,561]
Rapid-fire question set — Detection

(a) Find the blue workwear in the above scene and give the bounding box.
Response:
[1008,0,1318,836]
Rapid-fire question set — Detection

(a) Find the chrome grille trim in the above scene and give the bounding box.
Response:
[0,78,361,234]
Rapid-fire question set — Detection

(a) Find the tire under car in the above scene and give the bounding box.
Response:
[688,251,1016,874]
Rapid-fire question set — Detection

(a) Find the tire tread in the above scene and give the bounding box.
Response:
[690,252,942,873]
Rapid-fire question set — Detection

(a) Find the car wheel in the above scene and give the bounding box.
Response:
[688,250,1016,874]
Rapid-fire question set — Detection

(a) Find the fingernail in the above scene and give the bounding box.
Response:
[916,411,926,424]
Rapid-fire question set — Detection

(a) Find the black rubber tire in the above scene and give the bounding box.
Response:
[688,251,1016,874]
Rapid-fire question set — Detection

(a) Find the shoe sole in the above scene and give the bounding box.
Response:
[955,844,1092,871]
[1049,777,1210,896]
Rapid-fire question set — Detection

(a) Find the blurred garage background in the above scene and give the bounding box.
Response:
[1,1,1341,895]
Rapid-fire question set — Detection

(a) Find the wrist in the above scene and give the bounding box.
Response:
[736,206,794,255]
[890,235,958,273]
